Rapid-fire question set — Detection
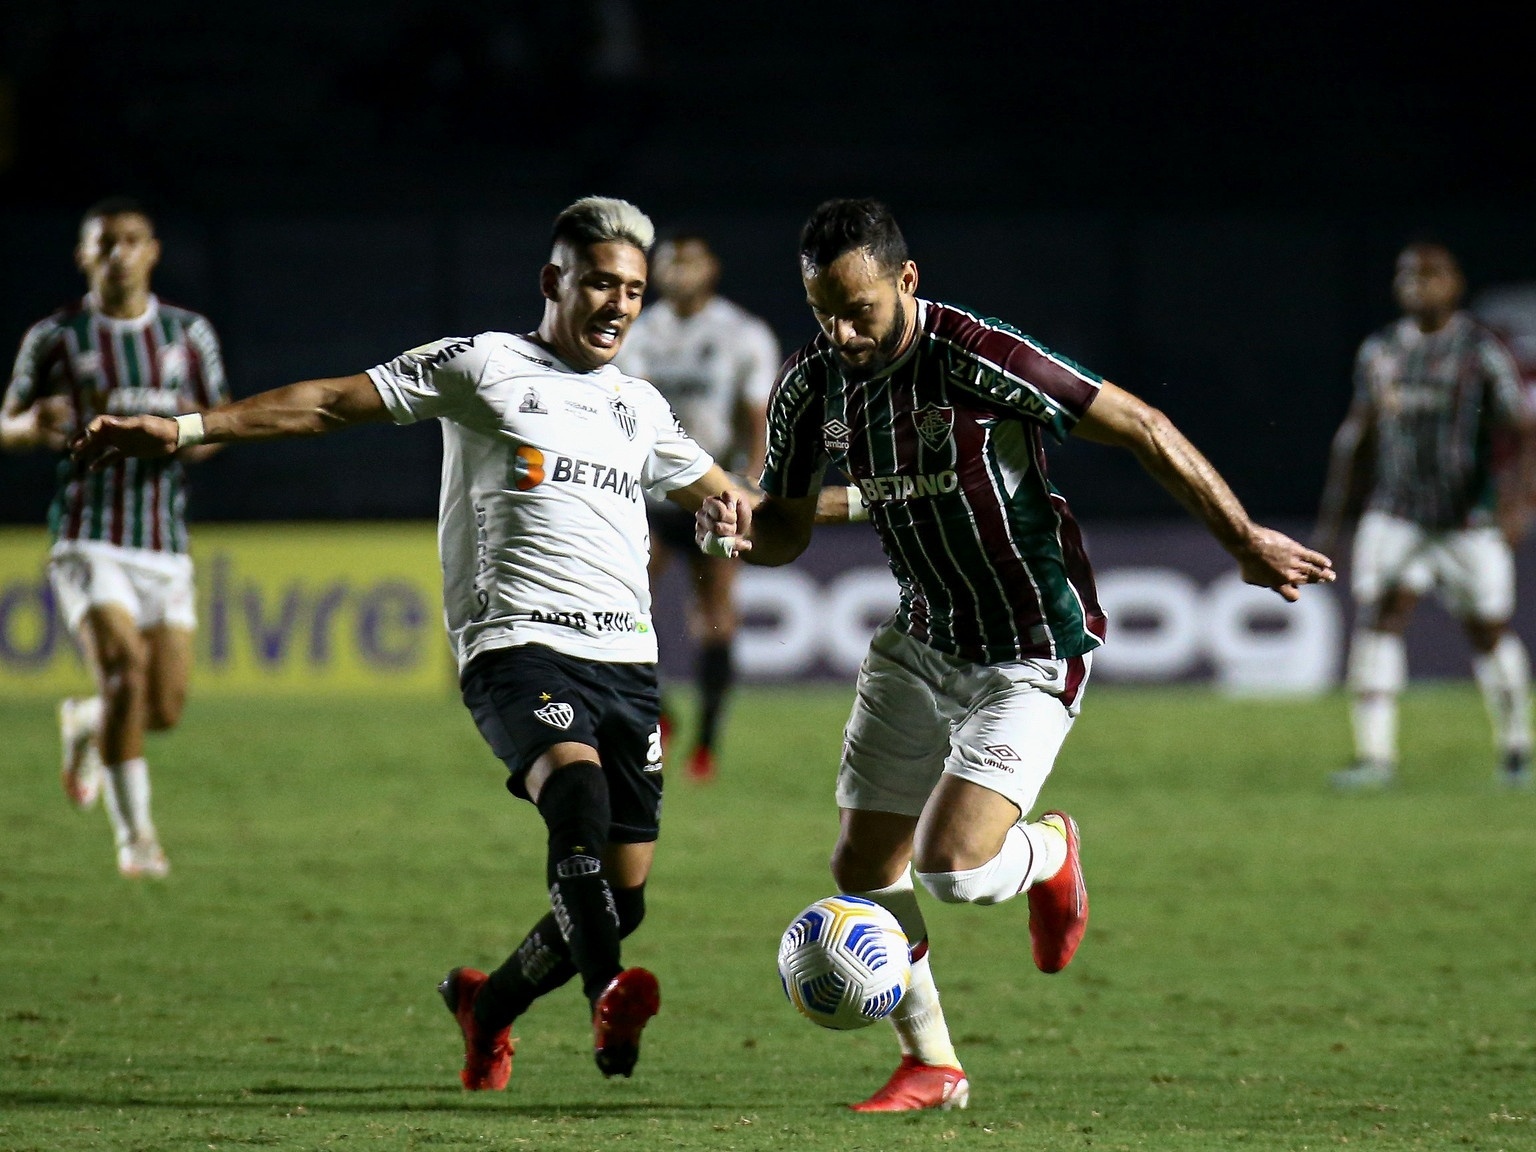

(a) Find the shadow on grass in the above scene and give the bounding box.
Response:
[0,1088,724,1116]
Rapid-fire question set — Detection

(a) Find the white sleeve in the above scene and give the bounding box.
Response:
[638,387,713,497]
[366,336,488,424]
[738,317,782,407]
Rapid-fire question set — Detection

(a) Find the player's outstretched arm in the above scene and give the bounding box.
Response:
[72,373,390,469]
[1074,382,1335,602]
[694,487,819,566]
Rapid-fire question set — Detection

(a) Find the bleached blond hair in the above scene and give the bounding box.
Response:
[550,196,655,256]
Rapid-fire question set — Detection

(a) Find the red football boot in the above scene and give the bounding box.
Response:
[437,967,513,1090]
[592,967,661,1078]
[1027,811,1087,973]
[850,1055,970,1112]
[686,745,717,783]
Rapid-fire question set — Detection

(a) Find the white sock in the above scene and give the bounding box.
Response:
[1347,629,1405,764]
[847,873,960,1070]
[1473,634,1533,756]
[918,822,1061,906]
[102,758,154,847]
[72,695,104,736]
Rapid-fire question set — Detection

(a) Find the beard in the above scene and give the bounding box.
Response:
[837,306,910,382]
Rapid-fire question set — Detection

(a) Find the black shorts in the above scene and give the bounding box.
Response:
[647,497,697,555]
[460,644,664,843]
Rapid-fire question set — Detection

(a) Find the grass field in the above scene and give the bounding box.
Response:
[3,684,1534,1151]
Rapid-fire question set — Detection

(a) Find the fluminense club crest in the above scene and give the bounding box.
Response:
[822,418,851,453]
[913,404,954,452]
[534,701,574,729]
[610,398,638,440]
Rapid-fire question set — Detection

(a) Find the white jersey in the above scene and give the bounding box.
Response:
[616,296,780,464]
[367,332,713,670]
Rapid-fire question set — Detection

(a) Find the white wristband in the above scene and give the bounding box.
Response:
[846,485,870,522]
[174,413,205,450]
[699,531,738,560]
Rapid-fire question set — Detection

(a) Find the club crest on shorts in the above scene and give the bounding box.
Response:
[913,404,954,452]
[823,418,851,453]
[610,398,638,440]
[534,701,575,729]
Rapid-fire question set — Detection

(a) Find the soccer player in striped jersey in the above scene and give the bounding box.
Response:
[697,198,1334,1112]
[2,197,229,880]
[616,234,782,782]
[72,196,764,1089]
[1317,241,1533,791]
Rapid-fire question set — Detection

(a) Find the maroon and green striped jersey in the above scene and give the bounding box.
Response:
[762,299,1107,664]
[6,294,229,554]
[1354,312,1522,530]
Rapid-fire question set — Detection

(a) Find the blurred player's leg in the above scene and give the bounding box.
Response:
[1339,627,1405,789]
[86,604,169,877]
[58,694,103,810]
[1449,528,1532,787]
[687,554,737,782]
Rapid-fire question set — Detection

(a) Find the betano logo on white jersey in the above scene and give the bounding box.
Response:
[367,332,713,670]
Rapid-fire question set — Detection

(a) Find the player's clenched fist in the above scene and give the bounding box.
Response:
[696,490,753,559]
[72,414,181,469]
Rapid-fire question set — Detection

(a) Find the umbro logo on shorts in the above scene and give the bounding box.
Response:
[534,701,574,729]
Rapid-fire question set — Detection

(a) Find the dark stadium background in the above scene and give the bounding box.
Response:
[3,1,1534,526]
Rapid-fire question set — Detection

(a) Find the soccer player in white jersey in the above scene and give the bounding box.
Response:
[616,234,781,781]
[72,197,754,1088]
[2,197,229,879]
[1317,241,1533,790]
[698,198,1335,1112]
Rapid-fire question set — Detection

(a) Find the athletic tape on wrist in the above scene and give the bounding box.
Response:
[700,531,738,560]
[846,485,870,523]
[174,412,205,450]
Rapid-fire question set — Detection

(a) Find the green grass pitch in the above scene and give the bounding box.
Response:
[3,684,1535,1151]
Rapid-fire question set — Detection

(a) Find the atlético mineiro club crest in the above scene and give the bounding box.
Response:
[610,398,638,440]
[822,418,851,453]
[534,701,575,729]
[913,404,954,452]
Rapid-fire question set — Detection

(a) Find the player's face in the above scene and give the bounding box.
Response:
[803,248,919,381]
[1393,245,1463,318]
[543,241,648,371]
[75,213,160,298]
[651,239,719,303]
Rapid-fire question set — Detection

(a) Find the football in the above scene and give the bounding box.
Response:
[777,895,912,1030]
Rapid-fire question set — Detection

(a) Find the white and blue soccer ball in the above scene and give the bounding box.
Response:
[777,895,911,1031]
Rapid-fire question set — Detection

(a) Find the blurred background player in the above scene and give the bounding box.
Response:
[1,196,228,878]
[698,197,1334,1112]
[616,233,780,781]
[72,196,754,1088]
[1317,241,1532,790]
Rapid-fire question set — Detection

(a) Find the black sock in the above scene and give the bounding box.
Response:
[538,761,622,1005]
[475,884,649,1032]
[696,642,734,751]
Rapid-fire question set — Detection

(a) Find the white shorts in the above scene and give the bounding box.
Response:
[836,622,1091,818]
[47,541,197,633]
[1351,511,1514,622]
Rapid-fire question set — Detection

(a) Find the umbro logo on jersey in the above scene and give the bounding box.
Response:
[520,389,547,413]
[610,398,637,440]
[913,404,954,451]
[823,419,851,452]
[535,701,575,729]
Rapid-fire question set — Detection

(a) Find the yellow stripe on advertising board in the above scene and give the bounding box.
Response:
[0,523,454,696]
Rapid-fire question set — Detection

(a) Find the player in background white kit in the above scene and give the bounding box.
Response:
[616,234,780,781]
[72,197,755,1089]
